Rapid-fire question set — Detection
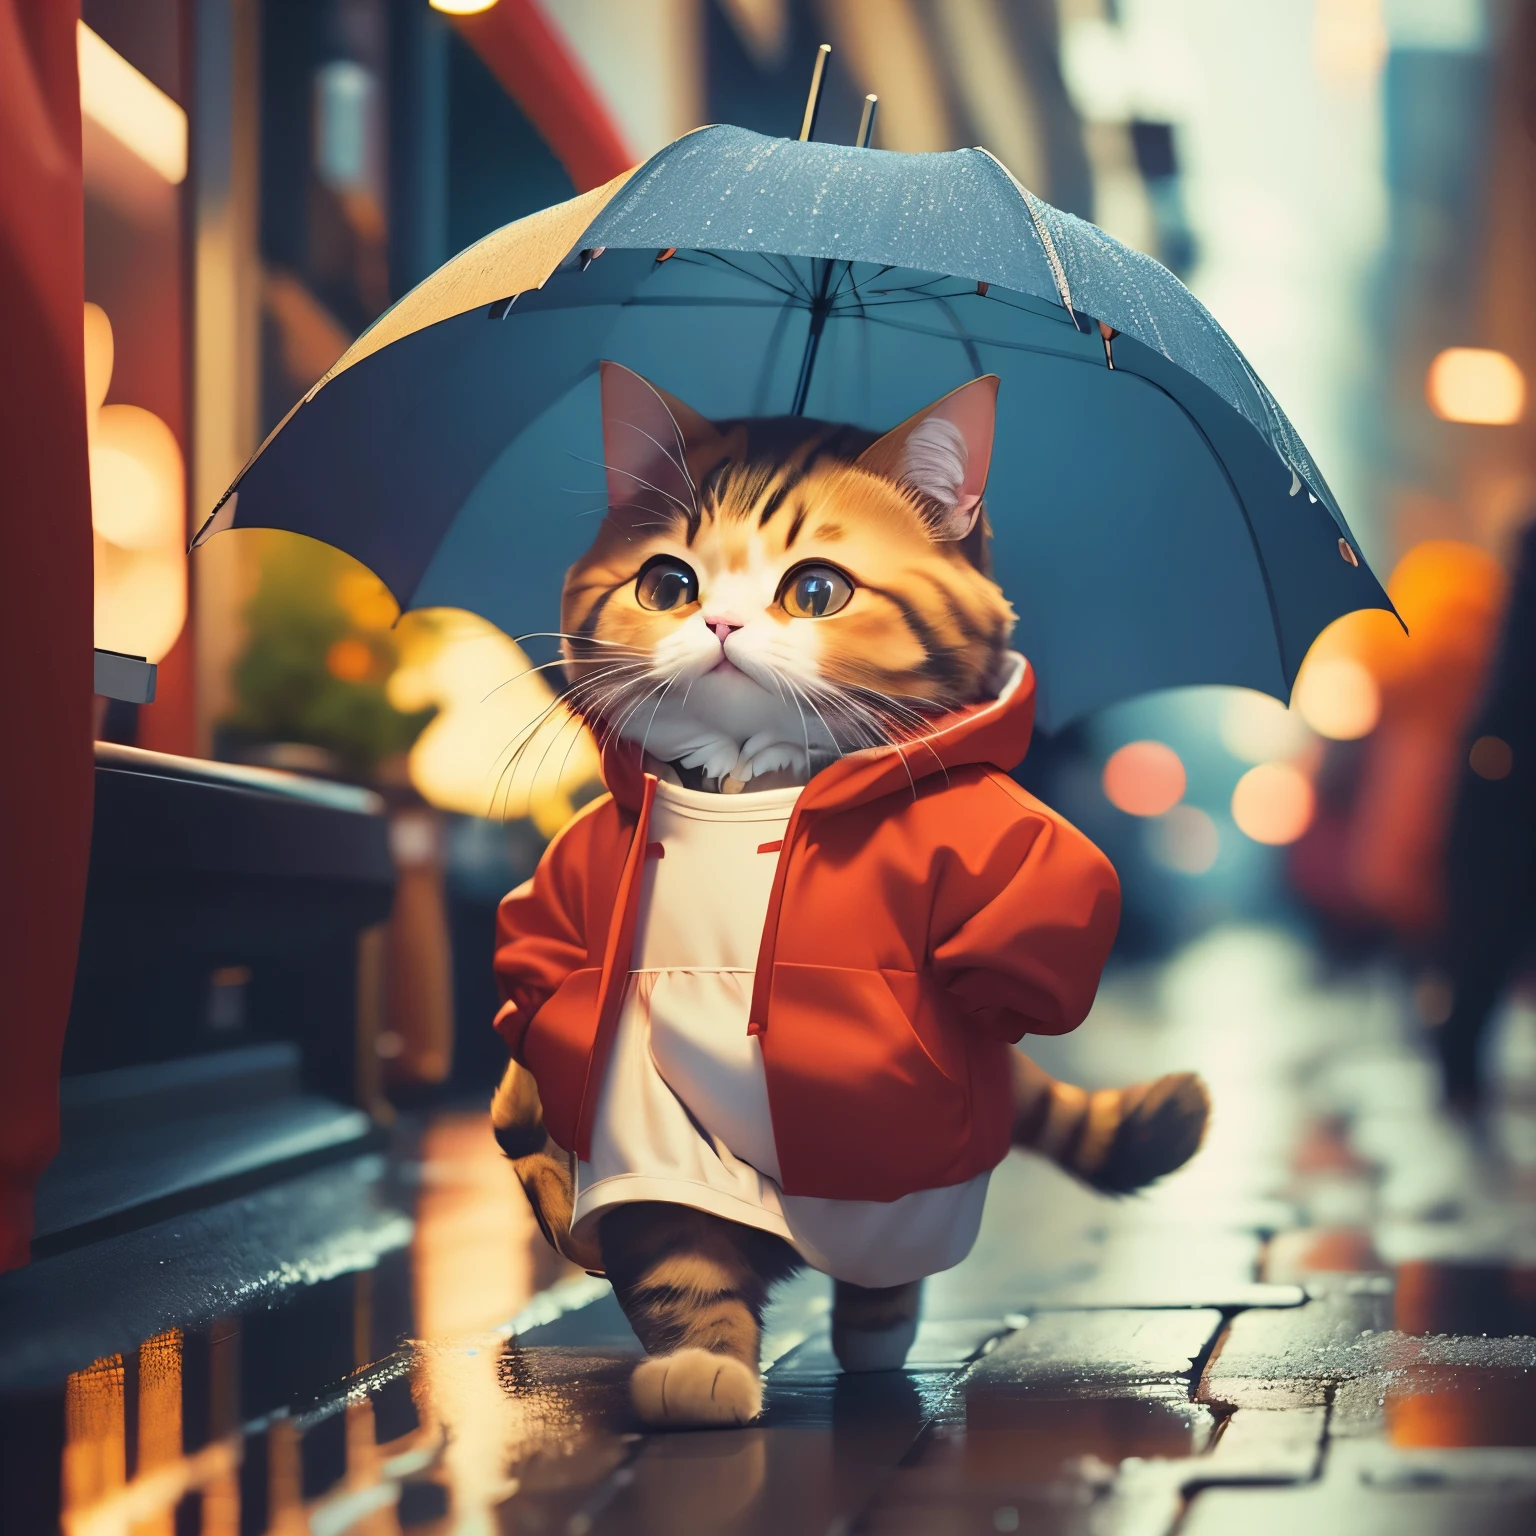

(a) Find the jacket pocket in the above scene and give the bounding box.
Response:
[521,966,603,1152]
[763,963,973,1200]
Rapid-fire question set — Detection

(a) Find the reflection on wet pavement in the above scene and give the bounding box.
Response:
[6,930,1536,1532]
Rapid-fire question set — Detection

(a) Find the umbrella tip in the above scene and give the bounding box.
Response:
[856,94,878,149]
[799,43,832,142]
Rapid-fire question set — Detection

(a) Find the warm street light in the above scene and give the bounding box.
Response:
[1426,347,1526,425]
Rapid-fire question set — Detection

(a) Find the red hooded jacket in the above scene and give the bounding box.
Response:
[493,657,1120,1202]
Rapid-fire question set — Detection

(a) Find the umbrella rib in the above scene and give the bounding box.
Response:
[922,296,984,376]
[676,249,801,301]
[970,148,1082,328]
[764,251,813,301]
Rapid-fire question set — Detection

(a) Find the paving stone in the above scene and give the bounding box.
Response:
[854,1486,1099,1535]
[1343,1442,1536,1489]
[1194,1405,1327,1482]
[419,1341,639,1534]
[1087,1406,1329,1536]
[857,1398,1207,1536]
[970,1310,1224,1398]
[1198,1276,1395,1409]
[1335,1365,1536,1448]
[1178,1481,1536,1535]
[591,1378,934,1535]
[768,1319,1007,1382]
[1016,1283,1304,1313]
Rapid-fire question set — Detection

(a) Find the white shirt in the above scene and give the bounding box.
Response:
[570,777,989,1288]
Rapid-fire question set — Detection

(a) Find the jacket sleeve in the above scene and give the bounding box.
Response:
[492,798,605,1058]
[930,776,1120,1041]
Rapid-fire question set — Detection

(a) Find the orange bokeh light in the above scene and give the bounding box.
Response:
[326,637,376,682]
[1102,740,1187,817]
[1296,539,1508,693]
[1231,762,1315,845]
[1292,655,1381,740]
[1425,347,1525,425]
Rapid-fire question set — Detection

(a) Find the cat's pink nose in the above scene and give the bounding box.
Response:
[707,618,742,644]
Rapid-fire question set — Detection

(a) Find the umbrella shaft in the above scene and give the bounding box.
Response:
[790,260,838,416]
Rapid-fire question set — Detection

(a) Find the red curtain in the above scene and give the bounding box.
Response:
[0,0,93,1269]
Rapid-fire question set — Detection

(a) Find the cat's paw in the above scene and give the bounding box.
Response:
[630,1348,762,1428]
[675,737,743,783]
[733,736,808,784]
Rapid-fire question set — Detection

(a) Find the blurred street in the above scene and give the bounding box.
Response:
[5,925,1534,1534]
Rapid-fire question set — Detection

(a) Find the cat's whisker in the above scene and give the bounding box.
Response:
[823,684,952,791]
[599,675,677,757]
[636,670,684,764]
[566,449,696,522]
[487,662,646,791]
[513,631,643,652]
[478,653,642,705]
[487,661,658,818]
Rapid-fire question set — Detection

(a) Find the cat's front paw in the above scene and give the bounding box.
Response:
[733,736,808,784]
[630,1348,762,1428]
[675,737,743,783]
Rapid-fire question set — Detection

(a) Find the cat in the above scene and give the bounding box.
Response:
[490,361,1210,1429]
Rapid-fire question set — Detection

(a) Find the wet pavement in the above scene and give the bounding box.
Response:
[4,928,1535,1534]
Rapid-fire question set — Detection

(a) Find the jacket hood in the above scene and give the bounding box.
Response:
[599,651,1035,813]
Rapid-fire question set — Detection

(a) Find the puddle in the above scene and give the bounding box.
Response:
[922,1396,1213,1484]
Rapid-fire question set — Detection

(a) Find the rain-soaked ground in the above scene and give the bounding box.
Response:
[3,927,1535,1534]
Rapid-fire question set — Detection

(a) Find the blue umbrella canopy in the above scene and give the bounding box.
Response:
[198,124,1392,731]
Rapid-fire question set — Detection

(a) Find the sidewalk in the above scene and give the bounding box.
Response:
[5,927,1534,1534]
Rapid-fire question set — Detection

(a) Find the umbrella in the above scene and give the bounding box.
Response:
[196,123,1392,731]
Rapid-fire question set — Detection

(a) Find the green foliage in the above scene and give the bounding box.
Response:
[223,535,433,781]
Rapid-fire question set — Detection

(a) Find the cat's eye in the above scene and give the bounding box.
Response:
[779,563,853,619]
[635,556,699,612]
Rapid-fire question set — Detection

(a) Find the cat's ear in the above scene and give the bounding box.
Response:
[857,375,999,541]
[599,361,719,528]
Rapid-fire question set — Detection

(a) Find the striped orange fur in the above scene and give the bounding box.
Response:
[1009,1052,1211,1195]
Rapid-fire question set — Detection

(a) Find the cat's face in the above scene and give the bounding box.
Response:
[560,365,1015,786]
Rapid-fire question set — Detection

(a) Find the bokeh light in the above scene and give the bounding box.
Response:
[1425,347,1526,425]
[325,637,377,683]
[1102,740,1186,817]
[89,406,184,550]
[1469,735,1514,781]
[1292,656,1381,740]
[1219,689,1313,763]
[1231,762,1315,845]
[389,610,598,831]
[84,303,188,665]
[1146,805,1220,875]
[93,539,186,663]
[428,0,499,14]
[335,569,399,631]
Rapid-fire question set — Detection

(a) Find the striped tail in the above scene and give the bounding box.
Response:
[491,1057,602,1271]
[1010,1052,1210,1194]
